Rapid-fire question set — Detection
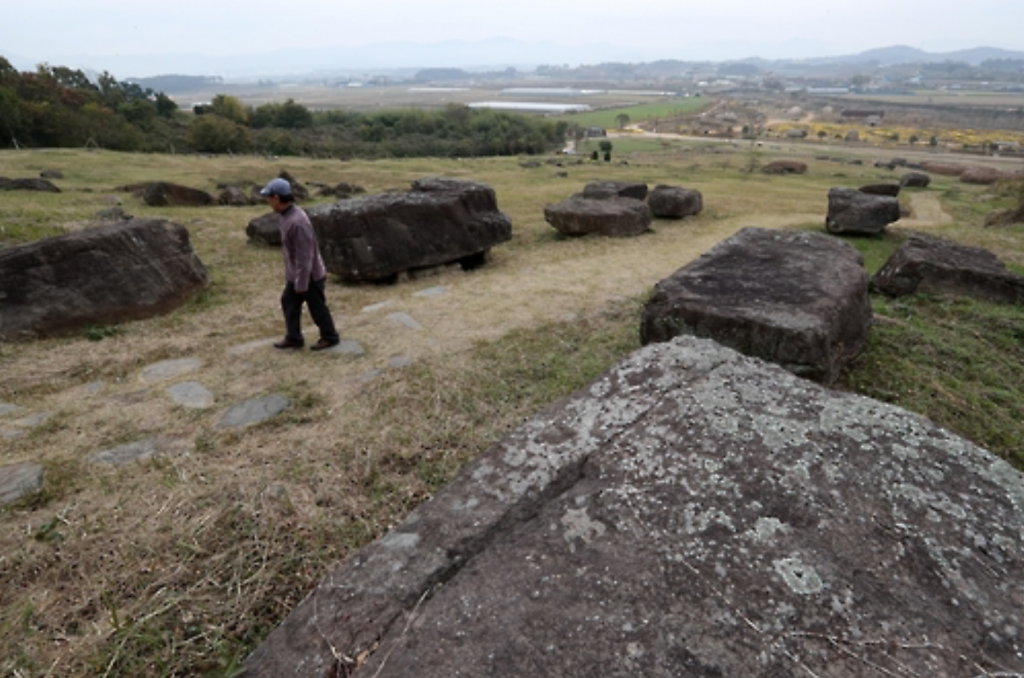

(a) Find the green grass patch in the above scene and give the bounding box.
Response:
[840,293,1024,468]
[566,98,710,130]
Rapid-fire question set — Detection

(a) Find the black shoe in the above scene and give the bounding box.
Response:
[274,338,304,350]
[310,338,340,351]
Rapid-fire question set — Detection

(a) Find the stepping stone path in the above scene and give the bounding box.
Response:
[413,286,447,298]
[88,436,192,465]
[167,382,215,409]
[141,358,202,384]
[387,312,423,330]
[0,401,48,439]
[0,463,44,505]
[323,339,366,356]
[218,395,290,429]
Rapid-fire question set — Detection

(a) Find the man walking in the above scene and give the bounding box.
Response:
[260,177,341,351]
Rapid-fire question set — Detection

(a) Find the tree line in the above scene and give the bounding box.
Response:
[0,57,568,158]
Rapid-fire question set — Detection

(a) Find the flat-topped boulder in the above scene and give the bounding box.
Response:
[580,180,648,201]
[544,196,652,238]
[241,335,1024,678]
[900,171,931,188]
[646,184,703,218]
[309,178,512,283]
[826,187,901,235]
[858,182,901,197]
[0,177,61,192]
[871,232,1024,303]
[761,160,807,175]
[640,227,871,384]
[0,219,209,340]
[141,182,215,207]
[960,166,1012,185]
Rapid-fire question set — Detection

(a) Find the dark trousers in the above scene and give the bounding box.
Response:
[281,277,339,345]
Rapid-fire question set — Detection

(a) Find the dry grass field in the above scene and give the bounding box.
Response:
[2,140,1023,676]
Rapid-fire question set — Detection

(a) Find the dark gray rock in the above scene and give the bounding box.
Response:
[0,177,61,192]
[246,212,282,247]
[581,181,648,201]
[0,463,43,505]
[858,183,901,197]
[544,197,652,238]
[310,178,512,283]
[647,185,703,219]
[900,172,932,188]
[0,219,209,340]
[317,182,366,198]
[277,170,310,201]
[761,160,807,175]
[240,335,1024,678]
[640,227,871,384]
[826,187,901,235]
[219,185,257,206]
[871,232,1024,303]
[141,182,214,207]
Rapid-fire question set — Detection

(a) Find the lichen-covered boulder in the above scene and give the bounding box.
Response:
[240,335,1024,678]
[900,171,931,188]
[640,226,871,384]
[0,219,209,340]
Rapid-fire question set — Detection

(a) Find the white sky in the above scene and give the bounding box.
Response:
[3,0,1022,75]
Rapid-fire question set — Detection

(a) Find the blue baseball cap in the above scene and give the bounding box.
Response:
[260,178,292,197]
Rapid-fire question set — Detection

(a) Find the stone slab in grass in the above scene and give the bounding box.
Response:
[217,395,290,429]
[640,226,871,384]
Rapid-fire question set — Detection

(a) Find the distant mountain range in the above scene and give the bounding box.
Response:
[6,41,1024,82]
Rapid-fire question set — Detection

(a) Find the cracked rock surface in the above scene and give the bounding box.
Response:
[242,336,1024,678]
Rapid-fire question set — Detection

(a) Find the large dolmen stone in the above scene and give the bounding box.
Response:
[581,180,648,201]
[0,219,209,340]
[826,187,901,235]
[639,227,870,384]
[309,178,512,283]
[647,184,703,218]
[141,182,215,207]
[544,197,652,238]
[871,232,1024,303]
[246,212,282,246]
[240,335,1024,678]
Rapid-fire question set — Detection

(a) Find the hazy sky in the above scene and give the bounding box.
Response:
[3,0,1022,76]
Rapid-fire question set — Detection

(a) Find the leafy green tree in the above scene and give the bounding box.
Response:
[188,114,250,153]
[154,92,178,118]
[598,139,613,161]
[210,94,248,125]
[615,112,630,129]
[276,99,312,129]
